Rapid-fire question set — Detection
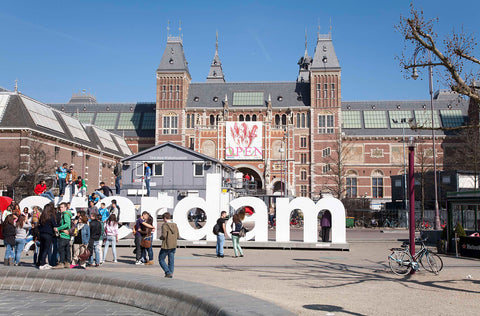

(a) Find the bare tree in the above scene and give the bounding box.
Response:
[396,3,480,104]
[322,134,353,199]
[27,138,56,194]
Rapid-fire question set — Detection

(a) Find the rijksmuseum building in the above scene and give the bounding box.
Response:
[50,32,472,209]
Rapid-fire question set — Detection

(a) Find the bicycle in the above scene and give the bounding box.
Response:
[383,218,398,228]
[388,238,443,276]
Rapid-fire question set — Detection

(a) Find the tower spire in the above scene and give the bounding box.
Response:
[206,32,225,83]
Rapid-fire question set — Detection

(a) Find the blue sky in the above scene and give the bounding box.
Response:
[1,0,479,103]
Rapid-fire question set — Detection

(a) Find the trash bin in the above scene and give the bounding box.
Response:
[346,217,354,228]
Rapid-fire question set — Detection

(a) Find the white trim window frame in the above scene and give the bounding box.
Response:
[193,161,205,177]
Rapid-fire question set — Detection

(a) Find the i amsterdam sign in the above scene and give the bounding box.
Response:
[17,174,347,245]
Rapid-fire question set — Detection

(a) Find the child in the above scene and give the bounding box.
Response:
[99,203,110,223]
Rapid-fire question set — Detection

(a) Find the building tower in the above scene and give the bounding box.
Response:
[206,33,226,83]
[309,31,342,197]
[156,32,191,146]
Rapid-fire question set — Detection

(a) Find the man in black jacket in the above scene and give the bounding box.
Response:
[94,182,113,199]
[88,213,102,267]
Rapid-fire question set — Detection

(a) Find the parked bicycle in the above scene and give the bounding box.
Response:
[383,218,398,228]
[388,238,443,276]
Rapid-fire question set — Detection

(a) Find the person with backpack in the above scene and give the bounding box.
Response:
[215,211,227,258]
[52,202,72,269]
[71,214,90,269]
[230,214,244,258]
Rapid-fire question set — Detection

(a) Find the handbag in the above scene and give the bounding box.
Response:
[78,245,91,261]
[239,226,248,238]
[140,237,152,248]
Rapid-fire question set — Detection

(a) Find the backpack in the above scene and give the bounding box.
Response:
[213,223,220,235]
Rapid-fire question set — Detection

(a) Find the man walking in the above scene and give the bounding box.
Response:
[158,212,179,278]
[88,213,102,267]
[52,202,72,269]
[216,211,227,258]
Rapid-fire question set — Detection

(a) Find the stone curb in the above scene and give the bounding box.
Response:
[0,267,294,316]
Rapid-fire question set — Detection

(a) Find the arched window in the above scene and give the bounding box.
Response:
[301,113,306,127]
[252,114,257,121]
[300,168,307,181]
[296,113,301,128]
[186,114,191,128]
[275,114,280,126]
[246,114,251,121]
[239,114,244,121]
[281,114,287,126]
[209,115,215,126]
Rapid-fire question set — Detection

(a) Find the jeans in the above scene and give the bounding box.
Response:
[158,248,176,275]
[95,190,107,199]
[269,214,275,227]
[321,226,330,242]
[41,191,55,201]
[142,235,153,262]
[39,234,53,266]
[115,176,121,194]
[89,240,101,264]
[145,179,150,196]
[14,238,27,264]
[4,241,14,259]
[58,178,66,196]
[103,236,117,261]
[216,233,225,256]
[58,237,71,264]
[49,238,58,266]
[134,234,143,261]
[232,235,243,257]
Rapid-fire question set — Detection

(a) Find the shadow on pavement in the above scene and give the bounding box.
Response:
[303,304,366,316]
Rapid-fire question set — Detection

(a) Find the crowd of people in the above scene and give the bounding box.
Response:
[1,198,180,278]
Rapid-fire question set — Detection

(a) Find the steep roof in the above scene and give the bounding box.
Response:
[311,33,340,71]
[157,36,190,77]
[186,82,311,108]
[206,34,225,83]
[0,90,128,157]
[121,141,235,171]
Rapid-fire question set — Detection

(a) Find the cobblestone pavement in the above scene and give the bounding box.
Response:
[0,290,159,316]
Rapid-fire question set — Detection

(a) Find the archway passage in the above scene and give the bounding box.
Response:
[237,167,263,194]
[272,180,286,195]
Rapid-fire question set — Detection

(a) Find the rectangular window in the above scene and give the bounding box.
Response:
[316,84,321,99]
[300,185,308,197]
[163,115,178,134]
[322,147,331,157]
[153,163,164,176]
[324,83,328,99]
[300,136,307,148]
[300,169,307,180]
[372,177,384,198]
[194,162,204,177]
[319,115,334,134]
[176,85,180,100]
[162,85,166,100]
[169,85,173,99]
[189,137,195,150]
[135,162,144,177]
[322,164,331,174]
[346,178,357,198]
[331,83,335,99]
[300,153,307,164]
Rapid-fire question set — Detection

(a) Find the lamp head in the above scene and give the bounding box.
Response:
[412,67,419,80]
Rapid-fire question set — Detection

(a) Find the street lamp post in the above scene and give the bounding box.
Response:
[279,146,285,197]
[411,48,441,230]
[408,136,416,273]
[392,118,409,212]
